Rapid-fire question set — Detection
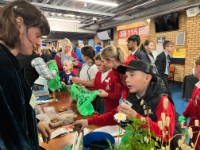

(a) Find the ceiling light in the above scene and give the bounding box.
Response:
[51,12,56,16]
[64,14,76,17]
[47,18,81,23]
[77,0,118,7]
[42,36,47,38]
[56,13,63,17]
[147,19,151,23]
[92,17,97,21]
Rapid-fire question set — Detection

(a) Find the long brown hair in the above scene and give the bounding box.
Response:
[101,45,127,63]
[140,40,153,53]
[0,0,50,48]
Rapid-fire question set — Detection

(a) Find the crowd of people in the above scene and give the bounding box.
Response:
[0,1,199,150]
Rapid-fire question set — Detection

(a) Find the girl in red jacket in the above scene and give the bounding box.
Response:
[93,53,122,112]
[180,56,200,150]
[100,46,138,100]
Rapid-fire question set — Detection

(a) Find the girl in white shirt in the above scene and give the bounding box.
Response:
[71,46,98,87]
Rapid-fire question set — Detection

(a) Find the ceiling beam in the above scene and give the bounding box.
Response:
[42,0,50,4]
[99,0,200,29]
[32,2,115,16]
[108,0,142,13]
[51,0,65,5]
[81,0,157,28]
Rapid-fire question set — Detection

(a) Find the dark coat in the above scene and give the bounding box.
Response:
[142,51,155,64]
[0,43,40,150]
[132,49,149,62]
[155,51,167,75]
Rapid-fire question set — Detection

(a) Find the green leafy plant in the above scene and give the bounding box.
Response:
[108,98,200,150]
[109,116,160,150]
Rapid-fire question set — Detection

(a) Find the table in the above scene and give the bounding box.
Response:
[182,74,198,100]
[39,91,96,150]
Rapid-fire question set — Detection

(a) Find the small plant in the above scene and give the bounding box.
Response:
[108,98,200,150]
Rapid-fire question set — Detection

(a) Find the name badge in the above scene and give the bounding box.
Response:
[29,93,37,109]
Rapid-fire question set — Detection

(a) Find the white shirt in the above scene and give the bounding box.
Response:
[131,49,138,56]
[195,81,200,89]
[101,69,111,82]
[79,63,98,81]
[164,51,169,75]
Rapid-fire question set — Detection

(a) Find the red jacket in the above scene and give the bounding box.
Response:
[183,83,200,150]
[92,69,122,112]
[54,52,81,75]
[120,55,139,99]
[88,95,175,142]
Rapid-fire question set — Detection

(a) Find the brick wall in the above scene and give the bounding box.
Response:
[185,13,200,76]
[116,21,150,55]
[149,11,187,82]
[94,12,200,82]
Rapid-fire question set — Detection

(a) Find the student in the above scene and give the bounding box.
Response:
[0,1,51,149]
[140,40,155,65]
[59,60,76,86]
[155,40,174,87]
[71,45,98,87]
[74,60,176,145]
[180,56,200,149]
[127,35,147,61]
[100,45,138,100]
[93,53,122,112]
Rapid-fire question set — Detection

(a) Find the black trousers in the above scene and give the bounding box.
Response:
[161,74,169,87]
[161,74,172,96]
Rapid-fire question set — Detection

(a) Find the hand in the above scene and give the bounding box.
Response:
[46,61,51,66]
[81,85,86,89]
[66,85,71,88]
[118,104,137,119]
[61,81,66,85]
[97,89,108,97]
[71,77,82,84]
[73,119,88,130]
[72,59,78,65]
[37,121,51,143]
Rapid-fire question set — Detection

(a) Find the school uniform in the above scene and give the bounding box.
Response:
[183,81,200,150]
[121,55,139,99]
[131,49,148,62]
[93,69,122,112]
[155,51,170,87]
[87,60,177,148]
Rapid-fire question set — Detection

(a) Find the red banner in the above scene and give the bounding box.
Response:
[118,26,149,38]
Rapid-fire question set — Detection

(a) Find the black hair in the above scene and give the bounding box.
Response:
[127,35,141,46]
[81,45,95,62]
